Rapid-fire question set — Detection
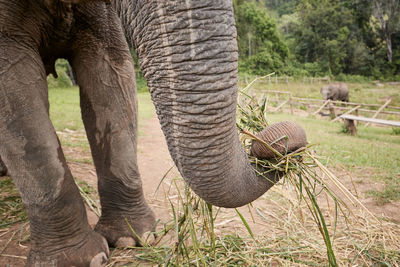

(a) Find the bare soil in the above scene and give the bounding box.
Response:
[1,114,399,266]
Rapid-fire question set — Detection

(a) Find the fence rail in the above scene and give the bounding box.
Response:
[244,75,331,85]
[246,89,400,126]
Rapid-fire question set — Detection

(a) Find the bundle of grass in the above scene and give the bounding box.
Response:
[237,92,356,266]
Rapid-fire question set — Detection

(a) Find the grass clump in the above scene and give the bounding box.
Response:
[0,178,27,228]
[237,92,351,266]
[392,127,400,135]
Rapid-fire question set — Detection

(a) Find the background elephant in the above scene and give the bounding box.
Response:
[0,0,306,266]
[320,83,350,102]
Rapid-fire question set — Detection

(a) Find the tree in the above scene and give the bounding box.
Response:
[292,0,356,75]
[371,0,400,62]
[264,0,300,16]
[234,1,289,74]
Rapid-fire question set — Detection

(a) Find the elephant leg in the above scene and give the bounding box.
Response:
[70,7,155,248]
[0,39,109,266]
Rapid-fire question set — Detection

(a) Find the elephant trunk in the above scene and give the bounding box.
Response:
[116,0,307,208]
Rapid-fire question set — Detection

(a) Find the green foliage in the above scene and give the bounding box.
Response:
[130,48,149,93]
[293,0,355,75]
[335,74,371,83]
[392,127,400,135]
[264,0,301,16]
[47,59,74,88]
[0,178,27,227]
[235,0,399,79]
[234,1,289,75]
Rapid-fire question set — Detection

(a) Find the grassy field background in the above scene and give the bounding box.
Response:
[239,75,400,106]
[49,87,155,132]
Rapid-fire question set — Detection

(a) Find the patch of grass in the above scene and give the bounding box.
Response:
[367,186,400,204]
[266,113,400,170]
[239,76,400,107]
[49,87,83,131]
[0,178,27,228]
[136,92,155,135]
[75,179,101,217]
[76,180,96,195]
[366,173,400,204]
[65,156,93,165]
[339,124,349,134]
[264,113,400,202]
[49,87,154,134]
[392,127,400,135]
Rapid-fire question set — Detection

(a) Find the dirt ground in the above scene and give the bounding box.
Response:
[1,114,399,266]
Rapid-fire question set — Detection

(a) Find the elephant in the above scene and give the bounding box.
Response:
[320,83,350,102]
[0,0,307,266]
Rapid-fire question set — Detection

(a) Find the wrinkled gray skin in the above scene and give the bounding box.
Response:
[320,83,349,102]
[0,0,306,266]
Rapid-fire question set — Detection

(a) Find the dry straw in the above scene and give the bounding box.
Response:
[105,78,400,266]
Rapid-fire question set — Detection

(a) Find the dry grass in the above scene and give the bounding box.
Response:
[105,176,400,266]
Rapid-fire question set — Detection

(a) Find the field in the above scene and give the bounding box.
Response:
[238,75,400,106]
[1,81,400,266]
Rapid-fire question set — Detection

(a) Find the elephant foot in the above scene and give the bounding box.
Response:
[95,209,156,248]
[27,231,109,267]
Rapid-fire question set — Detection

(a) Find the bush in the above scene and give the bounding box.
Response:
[47,59,74,88]
[335,74,370,83]
[392,127,400,135]
[235,1,289,75]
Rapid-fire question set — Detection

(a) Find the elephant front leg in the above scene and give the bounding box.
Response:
[71,13,155,247]
[0,41,109,266]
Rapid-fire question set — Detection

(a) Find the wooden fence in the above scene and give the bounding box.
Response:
[248,90,400,126]
[244,75,331,85]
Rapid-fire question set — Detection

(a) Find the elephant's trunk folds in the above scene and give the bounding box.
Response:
[117,0,307,208]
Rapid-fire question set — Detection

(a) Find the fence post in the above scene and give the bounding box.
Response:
[329,102,336,119]
[345,119,357,135]
[289,94,294,115]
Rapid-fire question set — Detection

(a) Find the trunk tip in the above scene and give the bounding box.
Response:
[251,121,307,159]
